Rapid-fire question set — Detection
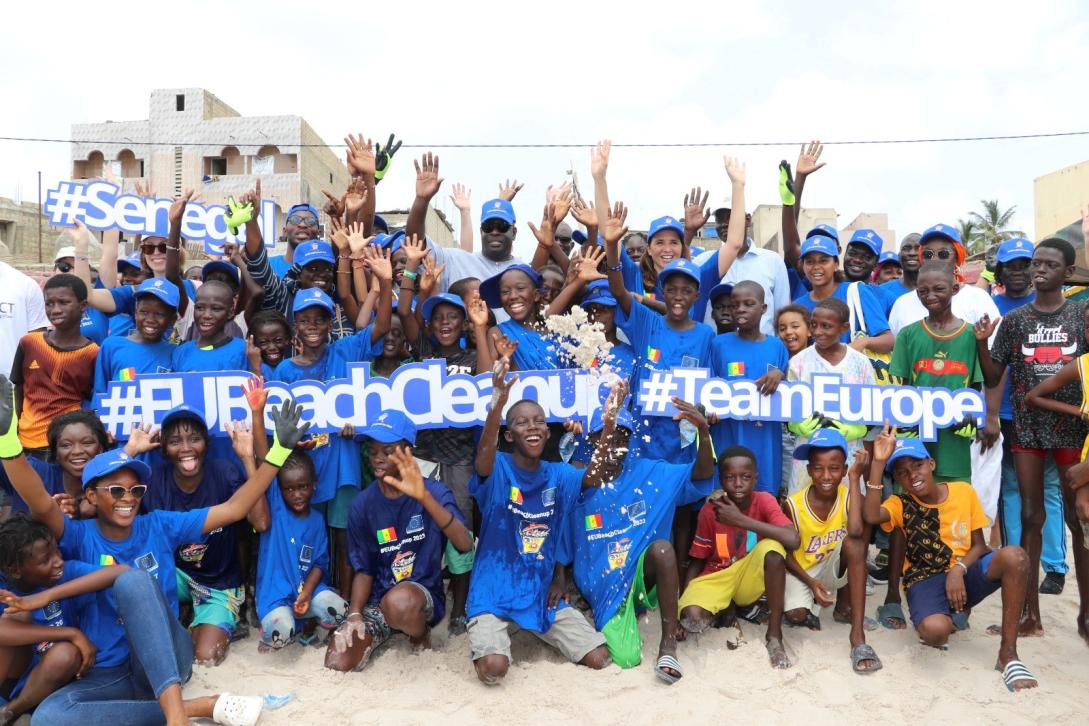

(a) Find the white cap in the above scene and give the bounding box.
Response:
[54,246,76,262]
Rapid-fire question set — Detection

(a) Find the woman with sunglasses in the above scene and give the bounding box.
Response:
[0,375,310,726]
[887,224,1001,336]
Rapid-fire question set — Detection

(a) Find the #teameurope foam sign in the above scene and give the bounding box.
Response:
[92,361,985,442]
[44,181,277,254]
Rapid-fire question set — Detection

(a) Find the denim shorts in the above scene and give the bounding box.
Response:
[905,551,999,628]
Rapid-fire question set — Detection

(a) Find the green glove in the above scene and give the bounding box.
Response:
[374,133,402,182]
[953,421,978,439]
[0,375,24,459]
[223,196,254,235]
[265,398,311,467]
[896,427,920,439]
[778,161,796,206]
[788,412,822,437]
[828,419,867,441]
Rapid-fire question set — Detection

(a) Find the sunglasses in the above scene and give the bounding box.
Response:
[288,214,319,228]
[55,261,73,273]
[96,484,148,500]
[482,220,511,234]
[922,249,954,260]
[141,242,169,255]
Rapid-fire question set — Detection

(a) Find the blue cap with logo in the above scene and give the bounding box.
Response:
[657,258,702,289]
[572,229,588,245]
[294,240,336,268]
[480,264,543,309]
[580,280,618,309]
[647,215,684,243]
[589,402,635,434]
[918,223,962,247]
[292,287,335,317]
[373,214,389,233]
[134,277,180,311]
[202,260,241,285]
[117,252,142,272]
[877,250,901,267]
[708,282,735,303]
[481,198,516,225]
[996,237,1033,264]
[82,450,151,488]
[800,235,840,259]
[848,229,883,257]
[884,437,933,473]
[386,229,407,255]
[160,404,206,432]
[355,410,417,446]
[421,292,467,322]
[806,223,839,242]
[792,428,849,461]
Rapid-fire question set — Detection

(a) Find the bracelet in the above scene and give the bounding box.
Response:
[608,264,622,272]
[75,255,89,261]
[865,483,883,491]
[339,253,350,260]
[953,561,968,572]
[165,246,179,252]
[337,270,351,275]
[346,611,363,620]
[402,269,419,281]
[440,511,456,530]
[351,259,366,269]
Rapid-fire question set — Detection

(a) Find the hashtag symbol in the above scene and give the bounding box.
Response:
[44,181,90,225]
[639,372,677,414]
[96,382,142,437]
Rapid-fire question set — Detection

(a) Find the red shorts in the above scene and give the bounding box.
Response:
[1011,446,1082,466]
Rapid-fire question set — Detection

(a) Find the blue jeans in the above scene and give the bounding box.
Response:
[32,569,193,725]
[999,421,1068,574]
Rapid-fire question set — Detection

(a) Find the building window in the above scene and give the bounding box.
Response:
[205,157,228,176]
[176,94,185,111]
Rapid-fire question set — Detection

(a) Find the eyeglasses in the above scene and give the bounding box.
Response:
[96,484,148,500]
[288,214,319,228]
[482,220,511,234]
[922,249,954,260]
[141,242,169,255]
[55,262,73,273]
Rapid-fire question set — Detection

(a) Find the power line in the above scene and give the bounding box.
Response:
[0,130,1087,149]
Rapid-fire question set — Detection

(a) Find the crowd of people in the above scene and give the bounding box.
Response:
[1,134,1087,725]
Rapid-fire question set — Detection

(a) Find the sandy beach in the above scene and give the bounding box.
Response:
[186,574,1089,726]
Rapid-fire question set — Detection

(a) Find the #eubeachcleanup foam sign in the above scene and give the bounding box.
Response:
[44,180,277,254]
[92,361,984,442]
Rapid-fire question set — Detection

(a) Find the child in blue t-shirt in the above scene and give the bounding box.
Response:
[0,515,127,724]
[711,281,790,495]
[170,280,250,374]
[325,411,472,672]
[93,278,180,400]
[465,359,612,685]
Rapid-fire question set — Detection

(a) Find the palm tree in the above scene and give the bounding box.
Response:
[968,200,1024,256]
[955,218,981,255]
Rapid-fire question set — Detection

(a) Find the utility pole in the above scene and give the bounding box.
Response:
[37,171,42,264]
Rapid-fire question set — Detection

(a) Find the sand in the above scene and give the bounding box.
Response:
[189,574,1089,726]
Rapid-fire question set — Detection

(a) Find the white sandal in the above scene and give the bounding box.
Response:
[212,693,264,726]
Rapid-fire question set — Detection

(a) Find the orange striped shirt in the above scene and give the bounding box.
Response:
[12,331,99,448]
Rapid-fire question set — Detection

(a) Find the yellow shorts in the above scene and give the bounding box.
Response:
[678,538,786,615]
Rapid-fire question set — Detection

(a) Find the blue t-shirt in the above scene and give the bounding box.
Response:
[268,254,293,279]
[558,458,704,628]
[271,325,378,504]
[618,299,715,463]
[58,508,208,667]
[142,460,243,590]
[619,248,724,321]
[256,486,333,620]
[0,559,98,634]
[347,479,463,625]
[993,291,1036,420]
[793,281,890,343]
[467,452,583,631]
[170,336,249,373]
[80,307,112,345]
[710,333,789,495]
[110,279,196,318]
[879,278,911,306]
[0,457,65,514]
[93,336,175,399]
[787,266,811,301]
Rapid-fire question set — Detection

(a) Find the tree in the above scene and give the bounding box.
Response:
[955,218,981,255]
[967,199,1023,256]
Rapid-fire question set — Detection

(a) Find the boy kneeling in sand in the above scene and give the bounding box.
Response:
[784,429,881,674]
[677,446,800,669]
[467,359,612,685]
[863,425,1038,692]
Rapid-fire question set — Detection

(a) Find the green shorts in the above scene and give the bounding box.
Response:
[176,569,244,635]
[445,537,475,575]
[601,549,657,668]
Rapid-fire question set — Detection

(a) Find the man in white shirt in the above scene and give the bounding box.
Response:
[0,261,48,375]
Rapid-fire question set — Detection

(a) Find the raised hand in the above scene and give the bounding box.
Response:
[490,356,519,404]
[577,246,607,282]
[364,245,393,282]
[590,139,611,179]
[239,178,261,209]
[331,227,351,255]
[374,133,402,181]
[321,188,346,220]
[133,179,155,198]
[414,152,443,200]
[526,203,556,249]
[449,183,471,212]
[601,379,629,432]
[168,189,196,226]
[420,255,445,297]
[849,449,871,481]
[973,313,999,341]
[672,397,709,431]
[242,375,267,412]
[402,234,429,266]
[494,331,519,360]
[546,182,574,225]
[796,140,825,177]
[222,241,244,267]
[268,398,311,450]
[570,197,596,228]
[225,420,255,460]
[873,422,898,461]
[344,178,368,218]
[125,423,160,455]
[602,201,629,245]
[72,219,93,256]
[467,292,490,329]
[345,133,376,177]
[684,186,710,233]
[382,445,426,500]
[345,222,372,257]
[723,156,746,186]
[498,178,524,201]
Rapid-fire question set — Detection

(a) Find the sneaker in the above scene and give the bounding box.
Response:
[448,615,468,636]
[865,575,875,596]
[1040,571,1065,595]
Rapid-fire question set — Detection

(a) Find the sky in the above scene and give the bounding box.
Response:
[2,0,1088,261]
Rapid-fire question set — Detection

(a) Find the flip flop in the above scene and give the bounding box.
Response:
[654,654,683,684]
[850,643,883,674]
[212,693,263,726]
[877,602,907,630]
[951,611,970,631]
[997,659,1037,692]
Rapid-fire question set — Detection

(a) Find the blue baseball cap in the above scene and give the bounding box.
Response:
[580,280,618,309]
[572,230,588,245]
[421,292,467,322]
[848,229,883,257]
[292,287,335,317]
[708,282,735,303]
[160,404,206,432]
[800,235,840,259]
[479,264,543,309]
[386,229,407,255]
[481,198,516,225]
[877,251,901,267]
[996,238,1033,264]
[356,410,417,445]
[373,214,389,233]
[589,403,635,434]
[657,258,702,289]
[792,428,849,461]
[884,437,933,473]
[647,215,684,244]
[202,260,241,285]
[134,277,180,311]
[117,252,142,273]
[806,224,839,242]
[287,203,320,221]
[294,240,336,268]
[918,223,962,247]
[82,450,151,488]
